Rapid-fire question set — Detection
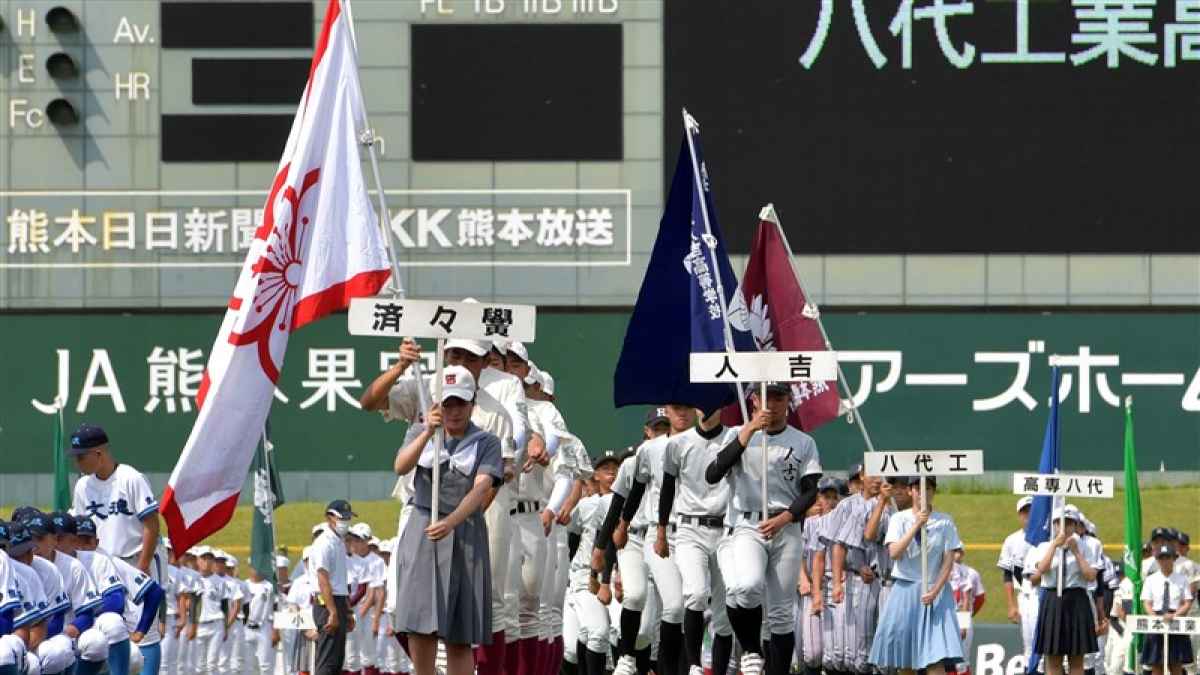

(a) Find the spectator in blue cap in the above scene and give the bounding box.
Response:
[68,424,163,584]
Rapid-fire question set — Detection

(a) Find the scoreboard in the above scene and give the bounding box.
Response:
[0,0,655,309]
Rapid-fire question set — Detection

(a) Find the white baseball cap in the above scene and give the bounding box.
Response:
[223,554,238,566]
[274,555,290,569]
[492,340,509,355]
[508,341,530,363]
[540,370,555,396]
[445,338,489,357]
[440,365,476,402]
[1016,496,1033,512]
[524,363,541,386]
[195,545,213,557]
[349,523,373,540]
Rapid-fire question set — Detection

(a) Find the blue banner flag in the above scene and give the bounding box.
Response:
[1024,366,1061,675]
[1025,366,1062,547]
[613,117,752,412]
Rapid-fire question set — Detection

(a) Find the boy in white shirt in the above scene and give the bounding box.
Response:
[1139,545,1194,675]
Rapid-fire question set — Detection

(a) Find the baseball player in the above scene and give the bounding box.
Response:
[75,516,166,675]
[1,521,51,675]
[68,425,163,582]
[35,512,103,675]
[212,553,245,675]
[950,549,985,675]
[161,543,188,675]
[243,564,276,675]
[831,469,888,675]
[999,496,1035,663]
[11,514,72,675]
[373,540,410,675]
[655,406,735,675]
[347,523,385,675]
[361,337,518,675]
[189,548,237,675]
[800,478,841,675]
[594,407,674,675]
[864,476,909,644]
[0,524,29,675]
[71,516,137,675]
[708,383,823,675]
[563,454,621,675]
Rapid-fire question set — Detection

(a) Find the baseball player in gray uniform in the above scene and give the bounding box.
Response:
[657,407,735,675]
[706,383,823,675]
[998,497,1035,663]
[833,468,887,675]
[801,478,842,675]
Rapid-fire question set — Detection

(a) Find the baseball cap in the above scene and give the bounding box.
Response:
[1155,544,1178,559]
[24,513,52,538]
[274,555,290,569]
[444,338,489,357]
[74,516,98,538]
[1016,496,1034,512]
[763,381,791,395]
[195,545,214,557]
[70,423,109,454]
[1180,532,1191,546]
[646,407,669,426]
[1151,527,1178,541]
[48,511,76,536]
[1051,506,1080,523]
[507,341,530,363]
[524,363,541,386]
[223,554,238,566]
[326,499,357,520]
[11,506,43,524]
[349,523,373,540]
[817,476,839,492]
[594,454,621,472]
[8,522,35,557]
[847,464,864,480]
[540,370,556,396]
[440,365,476,403]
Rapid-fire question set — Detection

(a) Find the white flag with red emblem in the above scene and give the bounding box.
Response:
[162,0,391,553]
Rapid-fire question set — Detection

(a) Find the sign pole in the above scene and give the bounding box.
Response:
[1058,492,1065,598]
[431,339,445,522]
[920,474,928,593]
[682,109,749,424]
[760,380,768,522]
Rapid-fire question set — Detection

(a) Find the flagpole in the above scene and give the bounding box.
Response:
[261,425,279,580]
[343,0,432,415]
[681,109,749,424]
[764,204,878,455]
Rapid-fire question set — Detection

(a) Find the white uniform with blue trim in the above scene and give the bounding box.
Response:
[72,465,159,560]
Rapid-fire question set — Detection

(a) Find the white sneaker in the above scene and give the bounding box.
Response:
[740,651,765,675]
[689,666,706,675]
[612,654,638,675]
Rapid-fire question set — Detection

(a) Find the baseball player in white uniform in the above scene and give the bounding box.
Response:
[590,417,667,675]
[656,407,736,675]
[999,496,1035,664]
[0,532,29,675]
[706,383,823,675]
[243,565,276,675]
[68,425,164,583]
[361,336,519,675]
[189,548,238,675]
[563,454,621,675]
[9,513,72,675]
[212,553,245,675]
[34,512,102,675]
[4,522,50,675]
[72,517,136,675]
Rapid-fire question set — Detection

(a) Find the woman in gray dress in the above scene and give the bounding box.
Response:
[392,365,504,675]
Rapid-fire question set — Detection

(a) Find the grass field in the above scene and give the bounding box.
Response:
[11,487,1198,624]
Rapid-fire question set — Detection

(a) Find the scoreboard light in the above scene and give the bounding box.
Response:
[45,52,78,79]
[45,6,79,34]
[45,99,78,127]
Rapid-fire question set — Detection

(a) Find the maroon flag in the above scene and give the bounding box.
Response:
[725,206,840,430]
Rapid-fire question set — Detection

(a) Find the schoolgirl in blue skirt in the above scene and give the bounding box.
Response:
[1139,544,1195,675]
[869,476,964,675]
[1029,505,1099,675]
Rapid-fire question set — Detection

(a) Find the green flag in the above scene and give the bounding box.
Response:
[1123,397,1143,671]
[250,424,285,582]
[52,406,70,511]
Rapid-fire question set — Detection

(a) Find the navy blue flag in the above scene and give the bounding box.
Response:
[1025,366,1062,547]
[613,117,752,413]
[1024,366,1061,675]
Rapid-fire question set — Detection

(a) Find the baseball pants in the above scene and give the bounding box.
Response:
[675,522,732,636]
[243,623,274,675]
[193,621,225,675]
[800,586,832,669]
[844,572,881,674]
[642,532,684,625]
[506,508,549,640]
[218,622,243,675]
[162,615,182,675]
[486,485,516,637]
[539,527,570,641]
[1019,587,1039,664]
[345,605,374,672]
[718,519,805,634]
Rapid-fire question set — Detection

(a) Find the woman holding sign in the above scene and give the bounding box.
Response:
[868,476,965,675]
[1028,506,1099,675]
[392,365,506,675]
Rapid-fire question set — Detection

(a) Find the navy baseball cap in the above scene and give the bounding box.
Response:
[817,476,839,492]
[325,500,356,519]
[645,407,668,426]
[70,423,109,454]
[75,516,98,538]
[763,382,791,395]
[1151,527,1178,541]
[24,514,53,538]
[1155,544,1179,559]
[1180,532,1191,546]
[7,523,33,557]
[48,512,76,536]
[848,463,865,480]
[11,506,43,524]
